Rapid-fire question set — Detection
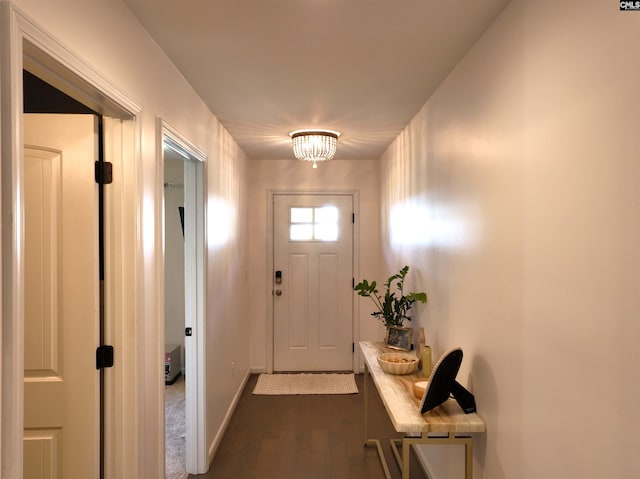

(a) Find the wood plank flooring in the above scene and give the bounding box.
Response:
[188,374,428,479]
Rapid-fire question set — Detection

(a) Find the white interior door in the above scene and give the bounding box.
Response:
[273,194,353,371]
[23,114,100,479]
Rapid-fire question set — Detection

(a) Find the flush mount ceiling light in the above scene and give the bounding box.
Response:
[289,129,341,169]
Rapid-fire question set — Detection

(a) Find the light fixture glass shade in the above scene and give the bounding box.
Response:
[289,129,341,168]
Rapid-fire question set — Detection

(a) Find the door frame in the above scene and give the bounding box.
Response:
[160,120,208,474]
[1,5,142,479]
[266,189,361,374]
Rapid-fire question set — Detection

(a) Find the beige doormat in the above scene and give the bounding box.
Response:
[252,373,358,395]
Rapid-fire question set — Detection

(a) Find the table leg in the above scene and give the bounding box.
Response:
[465,438,473,479]
[402,437,410,479]
[364,362,369,442]
[389,437,413,479]
[392,434,474,479]
[363,363,392,479]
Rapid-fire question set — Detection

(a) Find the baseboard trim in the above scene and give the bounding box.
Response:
[250,367,267,374]
[206,369,251,467]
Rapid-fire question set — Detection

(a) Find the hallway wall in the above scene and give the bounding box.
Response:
[9,1,249,477]
[247,158,383,372]
[380,0,640,477]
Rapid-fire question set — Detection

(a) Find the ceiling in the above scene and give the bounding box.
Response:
[123,0,510,160]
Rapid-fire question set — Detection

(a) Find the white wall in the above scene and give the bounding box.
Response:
[247,158,383,372]
[203,121,248,459]
[380,0,640,477]
[8,1,249,477]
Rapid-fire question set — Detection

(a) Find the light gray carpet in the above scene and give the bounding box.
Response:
[252,373,358,395]
[165,374,188,479]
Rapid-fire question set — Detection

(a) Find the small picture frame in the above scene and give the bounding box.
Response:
[384,325,413,351]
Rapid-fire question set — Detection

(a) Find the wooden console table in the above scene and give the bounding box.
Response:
[360,341,485,479]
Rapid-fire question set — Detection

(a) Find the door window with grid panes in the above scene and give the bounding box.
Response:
[289,206,339,242]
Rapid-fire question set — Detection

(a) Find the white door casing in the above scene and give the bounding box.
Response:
[273,194,353,371]
[161,122,208,474]
[23,114,100,479]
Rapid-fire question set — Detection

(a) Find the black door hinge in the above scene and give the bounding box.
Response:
[352,213,355,223]
[352,342,355,353]
[96,345,114,369]
[95,161,113,184]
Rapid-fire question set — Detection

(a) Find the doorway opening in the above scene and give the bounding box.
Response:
[161,123,208,476]
[1,10,141,477]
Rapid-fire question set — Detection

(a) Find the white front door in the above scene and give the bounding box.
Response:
[273,194,353,371]
[23,114,100,479]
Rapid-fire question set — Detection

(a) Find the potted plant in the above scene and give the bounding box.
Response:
[354,265,427,349]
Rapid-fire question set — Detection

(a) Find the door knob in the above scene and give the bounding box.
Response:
[275,289,282,296]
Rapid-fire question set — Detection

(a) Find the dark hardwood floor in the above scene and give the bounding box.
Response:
[189,374,428,479]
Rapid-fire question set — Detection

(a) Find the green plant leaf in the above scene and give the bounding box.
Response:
[353,265,427,327]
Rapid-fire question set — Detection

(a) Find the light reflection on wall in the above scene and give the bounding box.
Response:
[208,197,235,248]
[143,195,156,257]
[389,199,477,250]
[390,201,431,247]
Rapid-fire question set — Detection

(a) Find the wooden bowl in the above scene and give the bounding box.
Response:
[377,352,419,375]
[412,380,429,399]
